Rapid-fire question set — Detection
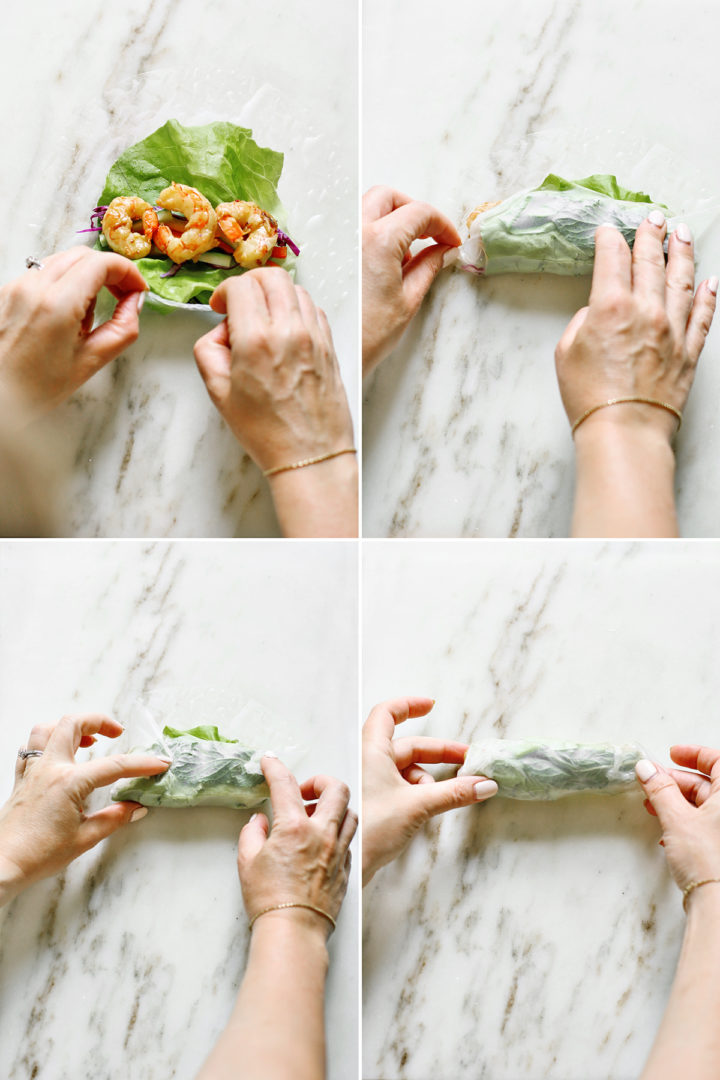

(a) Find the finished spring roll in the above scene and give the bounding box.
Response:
[449,174,678,276]
[459,738,645,800]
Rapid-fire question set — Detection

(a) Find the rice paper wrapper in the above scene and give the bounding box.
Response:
[459,738,646,800]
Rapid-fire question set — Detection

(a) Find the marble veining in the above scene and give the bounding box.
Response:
[362,541,720,1079]
[363,0,720,536]
[0,541,358,1079]
[3,0,357,537]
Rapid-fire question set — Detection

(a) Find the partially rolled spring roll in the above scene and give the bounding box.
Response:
[459,738,645,800]
[447,173,679,276]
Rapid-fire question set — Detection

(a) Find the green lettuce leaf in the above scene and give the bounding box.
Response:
[162,724,238,743]
[95,119,291,305]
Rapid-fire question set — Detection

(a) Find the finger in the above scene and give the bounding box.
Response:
[26,723,54,752]
[589,225,632,305]
[80,295,97,337]
[665,767,713,807]
[79,736,97,748]
[685,279,717,364]
[635,760,691,829]
[45,714,123,760]
[315,305,335,355]
[402,244,453,313]
[298,775,350,829]
[54,250,148,310]
[78,801,149,848]
[193,319,232,404]
[362,186,415,225]
[337,807,358,854]
[555,306,589,360]
[382,202,461,256]
[77,752,171,792]
[410,774,498,819]
[363,697,435,742]
[238,811,270,864]
[402,764,435,784]
[76,290,142,375]
[261,755,305,821]
[631,214,668,303]
[295,285,323,336]
[252,266,301,319]
[669,744,720,782]
[664,224,696,337]
[31,247,94,284]
[209,271,270,320]
[392,736,469,771]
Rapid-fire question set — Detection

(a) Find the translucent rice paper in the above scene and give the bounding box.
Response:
[459,738,645,800]
[446,130,720,277]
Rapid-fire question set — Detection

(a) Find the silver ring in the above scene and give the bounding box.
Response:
[18,748,43,759]
[25,256,44,271]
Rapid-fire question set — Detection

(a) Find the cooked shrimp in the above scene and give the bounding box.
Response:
[154,183,218,264]
[102,197,158,259]
[215,201,279,268]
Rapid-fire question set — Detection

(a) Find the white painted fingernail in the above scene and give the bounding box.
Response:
[635,759,657,782]
[130,807,148,823]
[263,751,278,759]
[648,210,665,228]
[708,276,718,296]
[137,291,146,313]
[474,780,499,800]
[249,813,258,823]
[675,223,692,244]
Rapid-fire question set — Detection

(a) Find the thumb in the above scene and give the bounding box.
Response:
[78,800,148,848]
[78,290,143,374]
[411,774,498,820]
[635,759,690,830]
[194,320,232,405]
[402,243,452,313]
[238,812,269,864]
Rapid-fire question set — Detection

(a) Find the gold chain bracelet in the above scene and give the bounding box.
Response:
[263,447,357,478]
[571,397,682,436]
[248,902,336,932]
[682,878,720,912]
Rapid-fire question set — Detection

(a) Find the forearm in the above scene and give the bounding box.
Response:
[197,911,330,1080]
[571,424,677,537]
[641,888,720,1079]
[0,850,26,906]
[269,455,358,538]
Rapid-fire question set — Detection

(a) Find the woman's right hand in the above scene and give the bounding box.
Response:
[237,755,357,940]
[636,746,720,899]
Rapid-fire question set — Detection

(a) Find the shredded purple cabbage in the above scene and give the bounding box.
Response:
[276,229,300,256]
[160,263,182,279]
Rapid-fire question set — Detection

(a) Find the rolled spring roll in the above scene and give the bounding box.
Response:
[111,724,270,809]
[459,738,645,800]
[448,173,678,276]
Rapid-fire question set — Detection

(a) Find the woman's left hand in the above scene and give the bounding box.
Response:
[0,713,171,901]
[0,247,147,415]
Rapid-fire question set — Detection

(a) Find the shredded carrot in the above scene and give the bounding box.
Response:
[271,246,288,259]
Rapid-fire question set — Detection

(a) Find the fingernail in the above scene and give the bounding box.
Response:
[675,222,692,244]
[708,276,718,296]
[130,807,148,823]
[648,210,665,228]
[474,779,498,800]
[418,774,434,784]
[249,813,258,823]
[263,751,278,759]
[137,291,145,313]
[635,759,657,782]
[157,756,172,765]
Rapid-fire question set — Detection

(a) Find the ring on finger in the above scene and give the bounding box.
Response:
[18,748,44,759]
[25,256,45,271]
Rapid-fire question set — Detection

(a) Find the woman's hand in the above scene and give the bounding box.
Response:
[0,248,147,415]
[362,697,497,886]
[194,269,357,537]
[555,218,717,537]
[0,713,171,902]
[237,755,357,940]
[636,746,720,899]
[362,187,461,377]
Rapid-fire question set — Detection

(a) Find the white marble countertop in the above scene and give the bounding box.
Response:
[362,540,719,1079]
[3,0,357,537]
[363,0,720,537]
[0,540,358,1079]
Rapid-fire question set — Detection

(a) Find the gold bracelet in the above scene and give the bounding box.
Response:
[248,902,336,932]
[263,448,357,478]
[682,878,720,912]
[570,397,682,436]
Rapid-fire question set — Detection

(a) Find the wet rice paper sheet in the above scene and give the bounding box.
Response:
[459,738,645,800]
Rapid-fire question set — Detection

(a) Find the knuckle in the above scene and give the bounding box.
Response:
[647,305,670,336]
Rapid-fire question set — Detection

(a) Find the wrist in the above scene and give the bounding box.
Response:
[0,852,26,905]
[684,881,720,921]
[268,453,358,538]
[250,908,332,962]
[572,402,679,451]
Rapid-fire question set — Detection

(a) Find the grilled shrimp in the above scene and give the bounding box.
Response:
[102,197,158,259]
[154,183,218,264]
[215,201,279,268]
